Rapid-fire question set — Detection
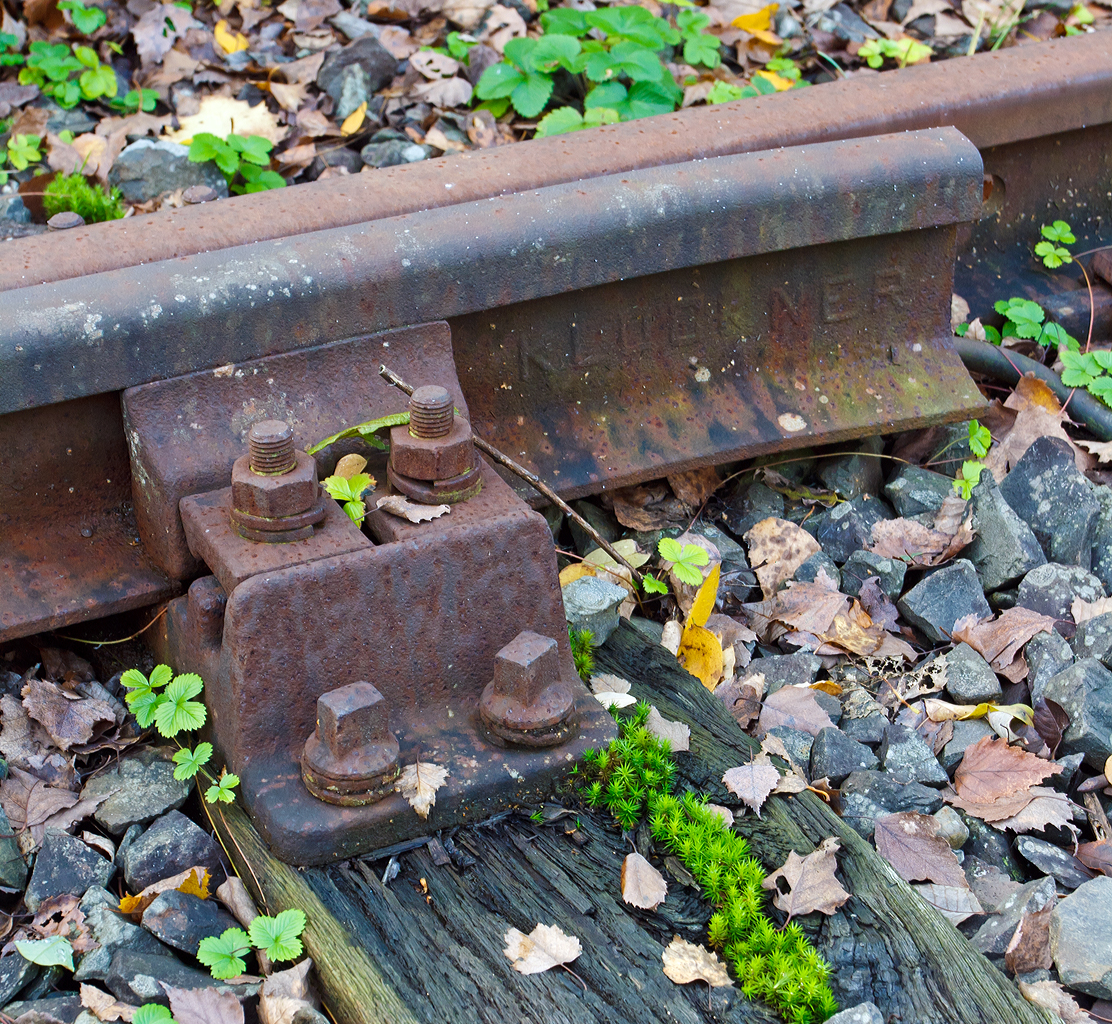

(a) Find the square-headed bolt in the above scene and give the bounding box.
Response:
[301,681,400,806]
[480,631,577,748]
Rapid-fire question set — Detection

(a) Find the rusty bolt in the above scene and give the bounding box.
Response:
[230,419,325,542]
[388,383,482,504]
[183,184,218,204]
[479,631,577,748]
[47,211,85,231]
[302,682,401,806]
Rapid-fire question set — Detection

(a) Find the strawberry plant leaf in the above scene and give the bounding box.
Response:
[205,772,239,804]
[154,674,206,737]
[172,742,213,780]
[133,1006,176,1024]
[248,908,306,962]
[197,928,250,979]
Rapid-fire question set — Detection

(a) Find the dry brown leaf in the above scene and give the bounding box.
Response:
[1072,595,1112,625]
[645,708,690,753]
[944,787,1035,823]
[867,511,974,567]
[912,883,983,925]
[743,518,821,598]
[165,983,244,1024]
[133,4,203,64]
[479,1,527,49]
[395,762,448,819]
[722,761,779,816]
[621,852,668,910]
[119,867,212,917]
[667,468,721,508]
[0,766,78,833]
[1019,979,1091,1024]
[33,893,96,953]
[743,582,848,640]
[954,736,1063,804]
[376,495,450,523]
[611,482,688,531]
[503,923,581,974]
[873,812,969,888]
[379,24,420,57]
[991,787,1075,833]
[715,673,764,729]
[951,606,1058,682]
[1077,840,1112,877]
[984,375,1093,481]
[259,959,316,1024]
[661,935,733,988]
[757,685,836,739]
[704,804,735,828]
[1005,906,1053,975]
[166,95,288,145]
[80,985,136,1022]
[22,679,116,752]
[762,837,850,922]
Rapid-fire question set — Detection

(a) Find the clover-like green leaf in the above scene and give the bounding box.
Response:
[967,419,991,459]
[206,772,240,804]
[197,928,251,979]
[58,0,107,34]
[133,1006,177,1024]
[172,742,213,781]
[641,574,668,595]
[248,908,306,962]
[128,688,162,729]
[154,674,206,737]
[658,537,710,587]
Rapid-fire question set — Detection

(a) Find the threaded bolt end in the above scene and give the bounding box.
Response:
[408,386,454,439]
[249,420,296,475]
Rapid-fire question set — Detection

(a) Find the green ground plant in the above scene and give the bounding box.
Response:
[577,703,838,1023]
[569,625,596,681]
[44,172,126,222]
[110,87,158,113]
[0,133,41,184]
[198,908,307,978]
[19,42,116,108]
[322,472,373,526]
[187,132,285,193]
[58,0,107,33]
[0,32,23,66]
[857,37,932,68]
[954,419,990,499]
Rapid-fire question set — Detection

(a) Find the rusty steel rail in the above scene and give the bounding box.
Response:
[0,33,1107,291]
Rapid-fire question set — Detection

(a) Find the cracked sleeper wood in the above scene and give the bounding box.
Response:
[593,621,1053,1024]
[208,802,418,1024]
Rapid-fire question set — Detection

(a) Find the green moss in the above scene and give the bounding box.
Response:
[568,626,596,683]
[43,172,125,223]
[579,702,839,1024]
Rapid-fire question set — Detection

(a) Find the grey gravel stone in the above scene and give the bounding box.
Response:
[719,481,783,537]
[569,500,620,556]
[965,815,1024,879]
[839,770,943,839]
[897,559,991,644]
[766,726,813,768]
[119,810,223,893]
[943,642,1002,704]
[841,549,905,600]
[809,495,894,565]
[25,832,114,912]
[317,36,397,107]
[1091,484,1112,593]
[965,476,1046,591]
[793,551,841,589]
[330,10,380,39]
[0,805,26,889]
[106,950,221,1006]
[811,689,843,725]
[360,138,430,168]
[810,727,878,785]
[817,437,883,500]
[141,889,240,955]
[562,576,627,645]
[840,714,888,746]
[878,722,948,785]
[1072,612,1112,670]
[0,195,31,224]
[971,875,1056,956]
[1028,630,1075,703]
[884,465,955,523]
[1041,659,1112,768]
[0,956,38,1007]
[80,746,192,836]
[932,805,969,849]
[754,652,822,695]
[1015,836,1095,890]
[822,1002,883,1024]
[109,139,229,204]
[1000,435,1100,568]
[939,718,994,771]
[3,995,82,1023]
[1017,562,1105,631]
[1050,875,1112,997]
[75,886,167,982]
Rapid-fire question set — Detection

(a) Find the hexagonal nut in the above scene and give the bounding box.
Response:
[231,450,319,519]
[389,417,476,482]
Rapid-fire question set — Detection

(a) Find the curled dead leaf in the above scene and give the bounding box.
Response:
[503,922,581,974]
[621,852,667,910]
[661,935,733,988]
[376,495,450,523]
[761,838,849,921]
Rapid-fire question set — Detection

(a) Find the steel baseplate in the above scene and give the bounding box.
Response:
[136,323,616,864]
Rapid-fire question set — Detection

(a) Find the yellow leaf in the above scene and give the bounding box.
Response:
[753,69,795,92]
[214,19,249,53]
[748,28,783,44]
[117,893,144,915]
[923,698,1034,725]
[732,2,778,30]
[177,868,211,900]
[341,101,367,136]
[334,454,368,479]
[811,680,843,697]
[678,623,724,690]
[559,563,596,588]
[685,563,720,631]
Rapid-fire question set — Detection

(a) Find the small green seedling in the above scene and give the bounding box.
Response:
[187,132,285,194]
[58,0,107,34]
[7,134,41,170]
[19,41,116,107]
[119,665,239,807]
[657,537,709,586]
[1035,220,1076,269]
[322,473,373,527]
[134,1007,177,1024]
[569,625,596,681]
[967,419,990,458]
[1060,347,1112,407]
[0,32,23,66]
[857,37,932,68]
[677,8,721,67]
[534,105,620,137]
[953,420,991,499]
[197,909,306,979]
[110,87,158,113]
[44,172,126,222]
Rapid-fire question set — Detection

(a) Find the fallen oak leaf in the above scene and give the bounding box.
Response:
[954,736,1062,804]
[721,761,779,816]
[661,935,733,988]
[395,761,448,819]
[503,922,581,974]
[761,837,850,922]
[376,495,450,523]
[621,852,667,910]
[873,812,968,888]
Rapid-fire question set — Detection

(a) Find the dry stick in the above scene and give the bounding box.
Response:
[379,364,643,584]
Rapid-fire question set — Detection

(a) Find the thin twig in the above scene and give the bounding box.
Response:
[379,365,643,584]
[51,605,168,646]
